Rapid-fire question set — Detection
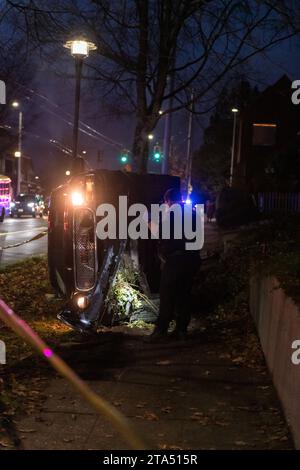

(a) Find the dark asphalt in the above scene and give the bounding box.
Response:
[0,216,48,267]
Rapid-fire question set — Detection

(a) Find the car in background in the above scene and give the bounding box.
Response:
[10,194,45,218]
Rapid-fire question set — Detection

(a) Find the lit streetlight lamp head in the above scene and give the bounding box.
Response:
[35,176,39,180]
[14,151,21,158]
[65,170,71,176]
[64,39,97,58]
[231,107,239,113]
[12,101,20,108]
[148,133,154,140]
[158,110,163,115]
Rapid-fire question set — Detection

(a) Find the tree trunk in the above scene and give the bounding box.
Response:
[132,121,150,174]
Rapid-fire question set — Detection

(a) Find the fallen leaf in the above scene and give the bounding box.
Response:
[161,407,172,414]
[17,428,36,433]
[0,439,13,448]
[144,412,159,421]
[235,440,247,446]
[113,401,123,407]
[232,356,244,364]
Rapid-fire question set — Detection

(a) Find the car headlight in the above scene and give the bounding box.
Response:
[27,202,35,207]
[71,191,85,206]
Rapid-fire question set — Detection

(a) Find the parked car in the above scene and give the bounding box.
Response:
[10,194,44,218]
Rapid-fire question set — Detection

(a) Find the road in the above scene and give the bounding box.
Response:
[0,216,48,267]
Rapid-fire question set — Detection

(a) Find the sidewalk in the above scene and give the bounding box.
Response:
[7,220,294,450]
[15,320,292,450]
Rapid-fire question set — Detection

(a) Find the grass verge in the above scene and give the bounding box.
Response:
[0,257,76,448]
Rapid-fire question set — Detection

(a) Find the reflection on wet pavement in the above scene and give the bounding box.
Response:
[0,217,48,266]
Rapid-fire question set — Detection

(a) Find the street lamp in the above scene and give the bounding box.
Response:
[148,133,154,141]
[11,101,23,195]
[230,107,239,187]
[64,38,97,173]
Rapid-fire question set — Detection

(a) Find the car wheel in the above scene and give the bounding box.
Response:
[32,213,36,218]
[17,214,21,218]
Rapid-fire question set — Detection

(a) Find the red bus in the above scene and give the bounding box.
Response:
[0,175,12,222]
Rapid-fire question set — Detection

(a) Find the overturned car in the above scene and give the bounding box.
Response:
[48,170,180,333]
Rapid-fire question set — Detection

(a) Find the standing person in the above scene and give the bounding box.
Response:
[206,198,215,222]
[146,188,201,342]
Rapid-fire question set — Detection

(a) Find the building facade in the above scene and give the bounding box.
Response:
[0,152,41,196]
[232,75,300,193]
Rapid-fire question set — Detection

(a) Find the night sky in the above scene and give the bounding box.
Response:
[5,28,300,192]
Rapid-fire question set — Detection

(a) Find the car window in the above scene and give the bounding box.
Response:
[16,196,35,203]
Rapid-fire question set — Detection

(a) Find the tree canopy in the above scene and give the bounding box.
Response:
[3,0,300,172]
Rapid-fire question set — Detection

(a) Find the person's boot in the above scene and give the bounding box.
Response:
[168,329,188,341]
[143,328,168,343]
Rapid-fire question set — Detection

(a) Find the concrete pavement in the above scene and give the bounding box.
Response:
[0,217,48,267]
[15,323,293,450]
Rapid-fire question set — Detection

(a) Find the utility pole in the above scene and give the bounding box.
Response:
[185,91,194,197]
[97,149,103,168]
[162,62,175,175]
[17,111,22,195]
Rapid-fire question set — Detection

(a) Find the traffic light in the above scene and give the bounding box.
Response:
[153,143,162,163]
[119,149,129,164]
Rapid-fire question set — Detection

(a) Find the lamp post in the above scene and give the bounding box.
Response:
[64,39,97,174]
[230,107,239,187]
[11,101,22,195]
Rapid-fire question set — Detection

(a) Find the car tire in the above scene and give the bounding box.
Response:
[32,213,36,218]
[17,214,21,218]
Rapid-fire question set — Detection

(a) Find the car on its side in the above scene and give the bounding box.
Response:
[10,194,44,218]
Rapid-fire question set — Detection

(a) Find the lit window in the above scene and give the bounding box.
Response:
[252,123,277,146]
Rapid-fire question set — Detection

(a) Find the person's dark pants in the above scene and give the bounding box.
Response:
[156,252,200,334]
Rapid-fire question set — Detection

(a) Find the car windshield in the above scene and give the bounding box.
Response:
[16,195,35,203]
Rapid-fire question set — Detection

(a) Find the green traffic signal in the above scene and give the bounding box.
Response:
[153,143,162,162]
[120,150,129,164]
